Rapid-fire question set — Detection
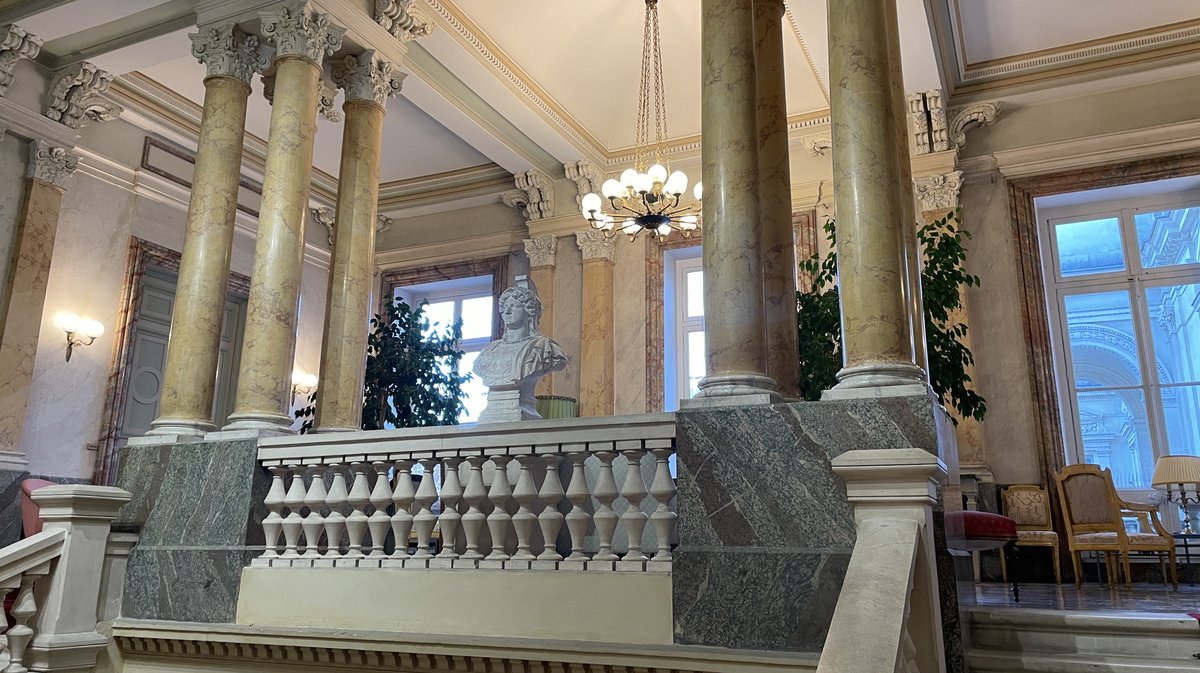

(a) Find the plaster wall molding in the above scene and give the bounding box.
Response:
[311,206,336,246]
[947,101,1001,150]
[0,24,42,97]
[376,213,393,235]
[575,229,615,263]
[564,160,602,206]
[189,23,270,84]
[316,79,342,121]
[375,230,524,270]
[801,132,831,157]
[27,140,79,188]
[502,169,553,221]
[374,0,433,42]
[259,1,346,64]
[331,50,404,105]
[907,89,949,155]
[914,171,963,212]
[44,62,122,130]
[522,235,557,269]
[0,96,78,147]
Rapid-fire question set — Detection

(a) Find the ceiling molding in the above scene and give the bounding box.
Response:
[375,229,523,271]
[377,162,511,213]
[0,96,79,147]
[37,0,196,69]
[783,4,829,103]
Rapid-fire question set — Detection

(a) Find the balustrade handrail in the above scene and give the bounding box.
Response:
[0,529,65,583]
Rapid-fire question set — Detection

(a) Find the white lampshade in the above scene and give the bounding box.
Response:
[1152,455,1200,488]
[647,164,668,184]
[621,218,639,235]
[80,318,104,339]
[601,179,622,198]
[619,168,638,189]
[680,214,699,231]
[601,214,615,230]
[693,181,704,201]
[581,192,602,216]
[54,311,80,333]
[632,172,653,194]
[656,223,671,237]
[664,170,687,195]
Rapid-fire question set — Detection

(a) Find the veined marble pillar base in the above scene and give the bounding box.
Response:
[695,372,779,399]
[145,417,214,439]
[679,392,779,410]
[826,362,929,400]
[126,433,206,448]
[204,426,293,443]
[221,411,295,434]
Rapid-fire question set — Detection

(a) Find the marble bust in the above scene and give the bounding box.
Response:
[473,277,568,422]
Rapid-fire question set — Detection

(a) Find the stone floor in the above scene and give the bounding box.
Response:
[974,582,1200,613]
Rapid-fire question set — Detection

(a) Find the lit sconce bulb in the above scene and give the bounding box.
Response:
[601,179,622,199]
[54,311,80,333]
[632,172,653,194]
[580,192,603,217]
[57,312,103,362]
[693,181,704,201]
[647,164,668,184]
[664,171,687,195]
[291,370,318,397]
[80,319,105,339]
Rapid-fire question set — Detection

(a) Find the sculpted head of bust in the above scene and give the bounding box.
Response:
[498,285,542,341]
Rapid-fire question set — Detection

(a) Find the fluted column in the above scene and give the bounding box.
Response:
[755,0,799,399]
[225,2,344,431]
[149,24,264,437]
[0,142,78,466]
[697,0,777,398]
[576,231,615,417]
[314,51,402,432]
[523,236,557,396]
[825,0,927,397]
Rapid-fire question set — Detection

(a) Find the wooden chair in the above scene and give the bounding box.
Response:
[1000,485,1061,584]
[1054,464,1177,590]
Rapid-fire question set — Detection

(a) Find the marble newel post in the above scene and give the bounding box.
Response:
[697,0,777,399]
[224,2,344,432]
[824,0,927,398]
[755,0,799,399]
[0,142,78,467]
[149,25,265,438]
[576,231,615,417]
[523,236,557,397]
[314,51,402,432]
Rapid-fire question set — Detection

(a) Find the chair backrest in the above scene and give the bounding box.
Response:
[1002,485,1053,530]
[1054,464,1124,537]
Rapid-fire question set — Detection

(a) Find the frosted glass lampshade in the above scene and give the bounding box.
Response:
[80,319,105,339]
[601,179,622,198]
[664,171,687,195]
[1151,455,1200,488]
[693,181,703,201]
[581,192,602,215]
[647,164,668,184]
[619,168,638,189]
[632,172,653,194]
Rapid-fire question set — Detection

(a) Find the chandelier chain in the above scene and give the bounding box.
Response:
[636,0,669,172]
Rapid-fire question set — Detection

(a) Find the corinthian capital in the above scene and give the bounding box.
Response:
[0,24,43,97]
[332,50,404,105]
[576,230,615,264]
[259,1,346,65]
[374,0,433,42]
[28,140,79,188]
[914,171,963,212]
[523,236,557,269]
[189,23,270,84]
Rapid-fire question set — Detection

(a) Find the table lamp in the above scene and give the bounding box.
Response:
[1151,455,1200,534]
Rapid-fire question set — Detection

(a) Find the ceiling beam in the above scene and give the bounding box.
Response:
[0,0,72,26]
[38,0,196,69]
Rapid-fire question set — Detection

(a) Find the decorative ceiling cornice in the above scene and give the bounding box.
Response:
[783,3,828,103]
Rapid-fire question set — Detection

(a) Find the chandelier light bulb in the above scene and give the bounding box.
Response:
[680,214,698,231]
[601,179,622,198]
[647,164,668,184]
[664,170,687,195]
[619,168,638,189]
[622,218,639,235]
[656,223,671,237]
[580,192,603,216]
[602,215,615,230]
[633,172,653,194]
[693,181,704,201]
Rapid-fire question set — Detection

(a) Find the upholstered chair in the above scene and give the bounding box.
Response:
[1054,464,1177,589]
[1000,485,1060,584]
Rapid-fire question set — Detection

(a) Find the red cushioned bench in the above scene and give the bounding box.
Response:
[946,510,1020,602]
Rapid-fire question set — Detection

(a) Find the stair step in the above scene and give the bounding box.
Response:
[971,608,1200,661]
[969,649,1200,673]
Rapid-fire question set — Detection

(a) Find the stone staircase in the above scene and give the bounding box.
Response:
[968,607,1200,672]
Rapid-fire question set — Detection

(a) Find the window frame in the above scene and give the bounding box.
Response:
[664,246,704,411]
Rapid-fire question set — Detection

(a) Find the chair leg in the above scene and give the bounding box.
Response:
[1105,552,1116,585]
[1071,550,1083,588]
[1121,551,1132,590]
[1051,543,1062,585]
[1159,552,1168,587]
[1004,541,1020,603]
[999,546,1008,585]
[1169,547,1179,591]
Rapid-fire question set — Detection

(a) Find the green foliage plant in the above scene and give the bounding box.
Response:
[795,210,987,423]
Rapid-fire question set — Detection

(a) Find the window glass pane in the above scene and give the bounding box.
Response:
[422,301,455,338]
[1147,283,1200,386]
[1063,291,1142,387]
[459,351,487,423]
[1159,384,1200,457]
[461,295,494,340]
[1075,388,1154,489]
[1055,218,1125,277]
[1135,207,1199,269]
[686,330,705,398]
[686,271,704,318]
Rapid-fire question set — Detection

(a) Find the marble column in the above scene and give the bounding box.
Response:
[697,0,777,399]
[314,51,401,432]
[755,0,799,399]
[824,0,927,397]
[576,231,614,417]
[149,25,264,438]
[0,141,78,467]
[224,2,344,431]
[523,236,557,397]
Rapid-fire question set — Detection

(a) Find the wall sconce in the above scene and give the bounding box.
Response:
[291,371,318,399]
[54,312,104,362]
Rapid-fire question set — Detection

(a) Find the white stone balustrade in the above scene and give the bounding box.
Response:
[253,413,677,571]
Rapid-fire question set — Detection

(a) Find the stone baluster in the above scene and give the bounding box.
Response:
[619,448,649,562]
[323,464,348,559]
[649,448,677,563]
[412,459,438,559]
[389,460,415,557]
[435,458,463,561]
[536,454,565,562]
[261,466,287,558]
[300,465,327,558]
[344,462,370,558]
[511,456,538,561]
[592,451,620,562]
[367,461,391,558]
[4,570,43,672]
[564,452,592,561]
[280,464,307,558]
[461,456,488,560]
[484,457,513,562]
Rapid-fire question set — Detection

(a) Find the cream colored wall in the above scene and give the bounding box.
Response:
[0,134,28,327]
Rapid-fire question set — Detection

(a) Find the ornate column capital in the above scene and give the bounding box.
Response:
[948,101,1001,150]
[310,206,336,245]
[575,230,615,264]
[44,62,121,129]
[376,213,392,235]
[564,160,602,207]
[373,0,433,42]
[27,140,79,188]
[801,132,831,157]
[189,23,269,84]
[914,171,963,212]
[523,235,557,269]
[0,24,43,97]
[259,1,346,65]
[502,169,554,221]
[332,50,404,106]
